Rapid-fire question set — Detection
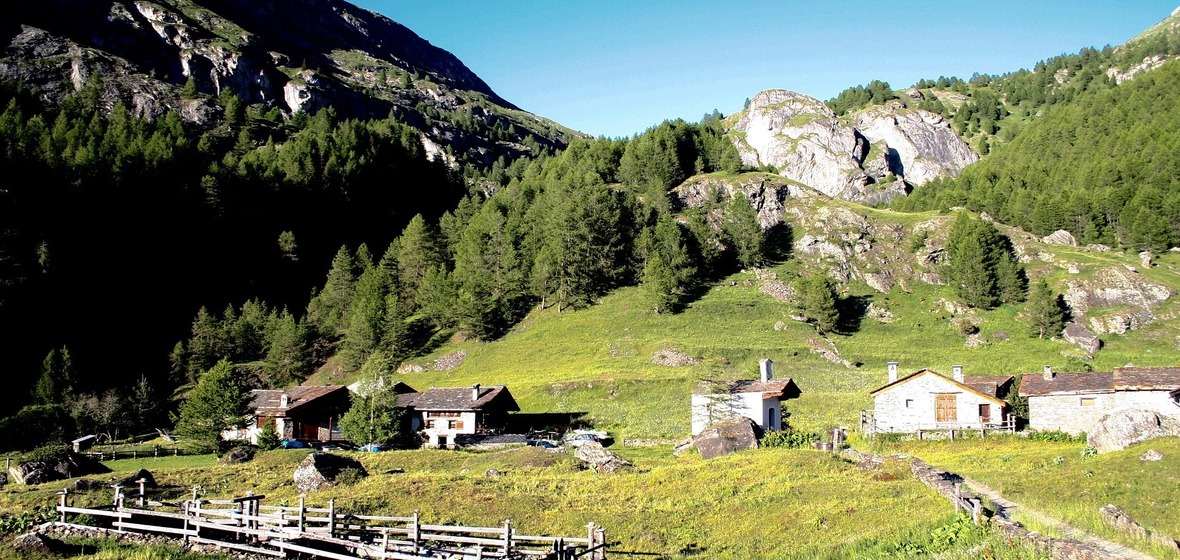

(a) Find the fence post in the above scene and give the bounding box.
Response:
[57,488,70,523]
[411,510,420,555]
[972,499,983,526]
[953,483,962,514]
[137,478,147,508]
[182,500,189,543]
[502,519,512,556]
[191,485,201,501]
[327,499,335,538]
[298,495,306,532]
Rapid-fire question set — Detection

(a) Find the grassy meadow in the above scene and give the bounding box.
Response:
[1,445,1046,559]
[876,435,1180,559]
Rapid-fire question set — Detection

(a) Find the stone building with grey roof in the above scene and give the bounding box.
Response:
[1019,365,1180,435]
[863,363,1014,435]
[402,384,520,448]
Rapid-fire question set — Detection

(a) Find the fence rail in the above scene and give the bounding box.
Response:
[53,486,606,560]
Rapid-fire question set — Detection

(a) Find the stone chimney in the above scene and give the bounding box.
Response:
[952,365,964,383]
[472,383,481,401]
[887,361,898,384]
[279,393,289,408]
[759,359,773,383]
[1043,365,1054,381]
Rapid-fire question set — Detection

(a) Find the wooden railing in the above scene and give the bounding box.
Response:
[54,485,607,559]
[860,411,1017,439]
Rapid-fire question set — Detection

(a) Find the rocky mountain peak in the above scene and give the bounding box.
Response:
[727,89,977,203]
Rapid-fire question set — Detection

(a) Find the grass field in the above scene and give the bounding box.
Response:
[1,445,1048,559]
[877,435,1180,559]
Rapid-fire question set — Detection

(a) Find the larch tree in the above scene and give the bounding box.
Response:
[1027,279,1067,339]
[723,192,765,268]
[175,359,250,453]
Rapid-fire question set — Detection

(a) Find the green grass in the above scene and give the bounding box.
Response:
[876,436,1180,559]
[0,446,1044,559]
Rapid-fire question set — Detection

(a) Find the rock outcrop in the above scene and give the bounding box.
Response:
[687,417,762,460]
[8,450,109,485]
[1062,322,1102,353]
[729,89,976,203]
[1086,408,1180,453]
[573,442,633,473]
[1062,267,1173,334]
[293,452,367,492]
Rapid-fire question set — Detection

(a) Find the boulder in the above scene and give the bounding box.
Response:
[573,442,633,473]
[1140,449,1164,462]
[1063,267,1173,335]
[1087,409,1180,453]
[1140,250,1153,268]
[1099,504,1149,540]
[293,452,367,492]
[71,478,107,492]
[1041,229,1077,246]
[12,532,52,554]
[8,450,109,485]
[218,446,255,465]
[691,417,762,460]
[116,469,156,489]
[1062,322,1101,353]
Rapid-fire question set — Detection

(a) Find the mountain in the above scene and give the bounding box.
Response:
[2,0,582,166]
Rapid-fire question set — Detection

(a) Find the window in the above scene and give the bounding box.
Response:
[1080,397,1096,407]
[905,399,913,408]
[426,420,437,429]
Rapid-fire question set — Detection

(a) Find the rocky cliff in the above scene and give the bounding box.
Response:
[2,0,578,165]
[728,90,977,203]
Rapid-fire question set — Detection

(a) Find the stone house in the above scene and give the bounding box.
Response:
[401,384,520,448]
[227,385,353,444]
[1019,365,1180,435]
[864,362,1013,434]
[690,359,802,436]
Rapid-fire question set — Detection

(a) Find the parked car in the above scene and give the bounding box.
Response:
[562,433,598,448]
[526,439,562,451]
[357,443,388,452]
[320,441,354,451]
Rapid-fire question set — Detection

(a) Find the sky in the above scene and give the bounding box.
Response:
[354,1,1179,139]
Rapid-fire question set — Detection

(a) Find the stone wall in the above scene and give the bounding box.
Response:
[874,374,999,432]
[1027,392,1113,435]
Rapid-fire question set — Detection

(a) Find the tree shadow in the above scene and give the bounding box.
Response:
[763,222,794,264]
[835,295,872,334]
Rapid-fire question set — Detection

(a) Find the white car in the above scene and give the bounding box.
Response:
[562,433,599,447]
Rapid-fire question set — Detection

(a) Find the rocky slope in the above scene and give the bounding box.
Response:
[727,90,977,203]
[2,0,579,165]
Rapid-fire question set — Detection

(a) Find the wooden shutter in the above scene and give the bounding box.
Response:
[935,394,957,422]
[978,403,991,424]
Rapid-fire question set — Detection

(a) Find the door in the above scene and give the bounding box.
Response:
[300,421,320,440]
[978,403,991,425]
[767,408,778,431]
[935,394,957,423]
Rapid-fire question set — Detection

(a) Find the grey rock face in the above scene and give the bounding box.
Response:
[1062,322,1101,353]
[1041,230,1078,246]
[1063,267,1173,334]
[573,442,633,473]
[729,89,976,202]
[1087,409,1180,453]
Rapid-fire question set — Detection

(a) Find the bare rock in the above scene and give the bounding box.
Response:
[1063,267,1173,334]
[1041,230,1078,246]
[218,446,255,465]
[1062,322,1101,353]
[1140,449,1163,462]
[865,303,896,323]
[12,532,52,554]
[773,321,788,331]
[1099,504,1149,540]
[964,334,986,348]
[293,452,367,493]
[691,417,762,460]
[72,478,107,492]
[1140,251,1153,268]
[9,450,109,485]
[573,442,632,473]
[116,469,156,489]
[651,349,697,367]
[1086,244,1111,252]
[397,363,427,373]
[484,468,501,478]
[1087,409,1180,453]
[433,351,467,371]
[806,337,854,368]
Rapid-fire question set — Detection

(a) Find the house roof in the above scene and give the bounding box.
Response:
[1019,366,1180,396]
[692,377,802,400]
[870,369,1008,406]
[403,385,520,412]
[250,385,350,416]
[963,375,1014,397]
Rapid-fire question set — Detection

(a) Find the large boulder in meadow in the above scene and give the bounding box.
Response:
[9,449,108,485]
[692,417,762,460]
[573,442,633,473]
[293,452,367,492]
[1087,408,1180,453]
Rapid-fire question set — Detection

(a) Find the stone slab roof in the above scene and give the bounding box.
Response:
[404,385,520,412]
[692,378,801,400]
[962,375,1015,398]
[1019,366,1180,396]
[250,386,349,416]
[870,369,1007,406]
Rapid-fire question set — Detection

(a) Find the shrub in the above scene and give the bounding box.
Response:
[761,429,819,449]
[335,467,364,486]
[256,423,281,451]
[1027,430,1085,443]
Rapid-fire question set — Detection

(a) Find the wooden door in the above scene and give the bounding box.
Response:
[935,394,957,423]
[978,403,991,425]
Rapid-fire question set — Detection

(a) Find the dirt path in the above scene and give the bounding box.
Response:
[959,475,1157,560]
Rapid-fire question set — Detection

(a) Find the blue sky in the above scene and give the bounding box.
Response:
[354,1,1178,139]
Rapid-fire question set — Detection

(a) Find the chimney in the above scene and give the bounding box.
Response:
[279,393,289,408]
[759,359,773,383]
[472,383,481,401]
[952,365,964,383]
[1043,365,1054,381]
[887,361,898,383]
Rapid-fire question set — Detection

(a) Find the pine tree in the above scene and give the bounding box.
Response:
[339,354,407,449]
[175,359,250,453]
[188,306,227,380]
[1027,279,1066,339]
[453,204,523,339]
[264,310,310,388]
[723,192,765,268]
[307,246,356,336]
[397,215,447,311]
[797,273,839,334]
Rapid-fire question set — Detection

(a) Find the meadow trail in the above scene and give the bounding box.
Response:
[959,475,1157,560]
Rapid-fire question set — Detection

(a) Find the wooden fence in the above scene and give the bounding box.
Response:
[859,411,1017,440]
[53,485,607,559]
